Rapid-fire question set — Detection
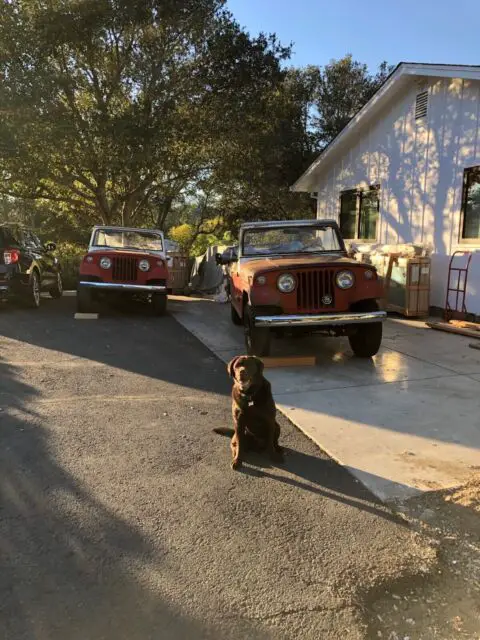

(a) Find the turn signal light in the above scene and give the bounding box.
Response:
[4,249,20,264]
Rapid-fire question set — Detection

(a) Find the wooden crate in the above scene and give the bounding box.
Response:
[167,253,191,293]
[383,256,431,317]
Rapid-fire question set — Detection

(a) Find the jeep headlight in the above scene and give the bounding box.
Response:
[336,270,354,289]
[99,257,112,270]
[138,259,150,272]
[277,273,296,293]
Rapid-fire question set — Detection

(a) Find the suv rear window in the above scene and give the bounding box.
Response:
[0,227,20,248]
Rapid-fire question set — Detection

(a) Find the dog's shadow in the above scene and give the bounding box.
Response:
[240,448,404,525]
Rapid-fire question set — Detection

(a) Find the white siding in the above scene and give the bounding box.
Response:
[315,77,480,314]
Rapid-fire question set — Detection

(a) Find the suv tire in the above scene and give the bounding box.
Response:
[24,270,41,309]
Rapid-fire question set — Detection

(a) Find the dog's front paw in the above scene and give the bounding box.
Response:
[231,458,242,471]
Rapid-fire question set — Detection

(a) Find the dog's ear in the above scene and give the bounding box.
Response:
[227,356,240,378]
[252,356,264,375]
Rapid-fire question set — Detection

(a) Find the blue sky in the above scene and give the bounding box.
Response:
[227,0,480,71]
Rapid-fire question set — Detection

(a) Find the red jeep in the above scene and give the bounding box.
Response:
[217,219,386,357]
[77,226,168,315]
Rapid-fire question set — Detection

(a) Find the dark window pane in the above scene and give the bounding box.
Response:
[463,167,480,239]
[359,189,379,240]
[339,191,357,239]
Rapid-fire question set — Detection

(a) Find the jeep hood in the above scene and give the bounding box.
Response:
[240,253,369,274]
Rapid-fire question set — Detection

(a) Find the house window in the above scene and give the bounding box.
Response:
[339,186,380,240]
[339,190,357,239]
[461,166,480,240]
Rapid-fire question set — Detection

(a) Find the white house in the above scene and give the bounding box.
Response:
[293,63,480,317]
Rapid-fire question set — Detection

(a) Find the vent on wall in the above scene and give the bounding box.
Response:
[415,90,429,120]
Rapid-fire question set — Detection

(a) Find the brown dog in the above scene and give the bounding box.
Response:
[214,355,284,470]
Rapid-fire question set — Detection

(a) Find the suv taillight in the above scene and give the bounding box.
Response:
[4,249,20,265]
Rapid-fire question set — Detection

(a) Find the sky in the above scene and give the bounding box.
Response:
[227,0,480,71]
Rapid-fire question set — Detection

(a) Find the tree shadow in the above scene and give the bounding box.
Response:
[0,296,231,399]
[0,356,266,639]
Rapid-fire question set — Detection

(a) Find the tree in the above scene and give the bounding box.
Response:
[0,0,290,229]
[314,56,393,148]
[201,65,320,229]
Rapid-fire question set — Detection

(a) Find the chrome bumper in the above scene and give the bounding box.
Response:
[254,310,387,328]
[78,281,167,293]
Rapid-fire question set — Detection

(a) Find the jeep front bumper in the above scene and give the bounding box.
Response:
[254,310,387,328]
[78,281,167,293]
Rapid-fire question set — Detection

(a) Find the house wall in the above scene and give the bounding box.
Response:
[315,77,480,314]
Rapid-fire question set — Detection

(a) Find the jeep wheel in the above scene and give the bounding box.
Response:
[152,293,167,316]
[77,287,93,313]
[24,270,41,309]
[230,302,242,326]
[49,272,63,299]
[244,305,270,357]
[348,323,382,358]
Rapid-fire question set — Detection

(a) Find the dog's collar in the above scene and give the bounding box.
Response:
[238,384,260,408]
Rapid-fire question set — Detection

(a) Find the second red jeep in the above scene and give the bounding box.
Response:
[77,226,168,315]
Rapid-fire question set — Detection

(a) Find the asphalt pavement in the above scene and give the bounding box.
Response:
[0,296,434,640]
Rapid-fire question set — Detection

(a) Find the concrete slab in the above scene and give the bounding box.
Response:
[170,297,480,503]
[277,375,480,502]
[384,318,480,375]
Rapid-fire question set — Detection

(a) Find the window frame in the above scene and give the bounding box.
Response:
[459,165,480,244]
[339,184,380,241]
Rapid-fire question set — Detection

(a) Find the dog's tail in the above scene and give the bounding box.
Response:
[212,427,234,438]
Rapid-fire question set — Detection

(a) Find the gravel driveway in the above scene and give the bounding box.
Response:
[0,297,434,639]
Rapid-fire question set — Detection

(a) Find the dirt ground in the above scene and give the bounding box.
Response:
[365,474,480,639]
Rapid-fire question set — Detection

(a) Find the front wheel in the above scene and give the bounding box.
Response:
[24,270,41,309]
[77,287,93,313]
[230,302,242,326]
[244,305,270,357]
[348,323,382,358]
[49,272,63,299]
[152,294,167,316]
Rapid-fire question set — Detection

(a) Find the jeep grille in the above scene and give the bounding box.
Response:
[296,269,335,311]
[112,256,137,281]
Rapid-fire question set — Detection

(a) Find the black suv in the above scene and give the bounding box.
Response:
[0,225,63,308]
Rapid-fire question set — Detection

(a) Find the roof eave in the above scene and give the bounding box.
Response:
[291,62,480,193]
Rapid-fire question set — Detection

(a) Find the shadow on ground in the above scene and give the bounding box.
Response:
[0,315,269,639]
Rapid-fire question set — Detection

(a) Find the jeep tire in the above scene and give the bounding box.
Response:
[348,322,382,358]
[152,293,167,316]
[244,304,270,357]
[77,287,93,314]
[230,302,242,326]
[49,272,64,299]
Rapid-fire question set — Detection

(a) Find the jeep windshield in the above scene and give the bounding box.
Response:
[92,229,163,252]
[242,225,342,257]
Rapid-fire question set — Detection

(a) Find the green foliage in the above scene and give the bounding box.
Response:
[169,218,231,257]
[0,0,290,231]
[53,242,87,290]
[0,3,392,244]
[313,56,394,148]
[168,224,195,252]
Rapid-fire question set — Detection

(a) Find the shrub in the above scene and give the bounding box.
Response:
[53,242,86,290]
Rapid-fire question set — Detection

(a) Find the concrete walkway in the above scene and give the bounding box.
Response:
[170,296,480,504]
